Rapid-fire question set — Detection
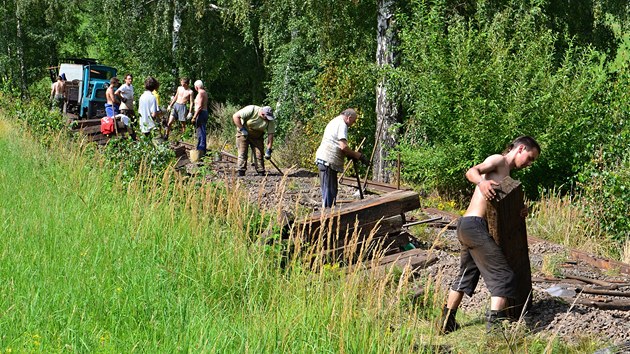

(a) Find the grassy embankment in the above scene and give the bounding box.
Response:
[0,112,600,353]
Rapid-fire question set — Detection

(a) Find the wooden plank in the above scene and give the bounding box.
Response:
[296,190,420,247]
[577,287,630,298]
[373,249,439,275]
[560,297,630,311]
[531,276,587,286]
[342,215,404,242]
[564,274,616,288]
[76,121,126,135]
[486,176,532,319]
[339,176,409,193]
[569,249,630,277]
[75,118,103,128]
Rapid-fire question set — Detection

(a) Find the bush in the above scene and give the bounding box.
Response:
[395,2,610,201]
[102,135,175,185]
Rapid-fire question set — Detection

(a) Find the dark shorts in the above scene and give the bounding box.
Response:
[450,216,516,298]
[171,102,188,121]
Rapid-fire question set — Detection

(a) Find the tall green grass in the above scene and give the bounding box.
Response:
[0,113,605,353]
[0,116,429,352]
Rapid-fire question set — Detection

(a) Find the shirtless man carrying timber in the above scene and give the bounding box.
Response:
[438,135,541,334]
[165,77,194,139]
[191,80,208,156]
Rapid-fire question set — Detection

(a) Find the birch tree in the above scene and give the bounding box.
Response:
[374,0,400,183]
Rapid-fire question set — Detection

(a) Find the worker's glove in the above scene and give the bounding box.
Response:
[121,97,128,103]
[358,153,370,165]
[186,112,193,120]
[264,148,272,160]
[239,127,249,136]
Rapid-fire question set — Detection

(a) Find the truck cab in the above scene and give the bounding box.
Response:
[51,59,117,119]
[80,65,117,119]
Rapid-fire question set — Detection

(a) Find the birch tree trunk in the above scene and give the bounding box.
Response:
[171,0,182,91]
[15,1,28,98]
[374,0,400,183]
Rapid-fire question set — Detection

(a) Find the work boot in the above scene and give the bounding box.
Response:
[437,306,460,335]
[257,171,266,176]
[237,170,245,177]
[486,309,508,334]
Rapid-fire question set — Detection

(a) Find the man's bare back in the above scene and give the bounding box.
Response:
[51,80,65,97]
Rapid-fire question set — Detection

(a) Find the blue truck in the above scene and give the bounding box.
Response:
[50,59,118,119]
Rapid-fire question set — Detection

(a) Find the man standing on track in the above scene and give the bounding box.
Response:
[115,73,135,119]
[314,108,369,208]
[191,80,208,157]
[165,77,194,140]
[105,77,120,117]
[232,105,276,176]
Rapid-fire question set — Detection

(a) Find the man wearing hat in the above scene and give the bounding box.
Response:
[232,105,276,176]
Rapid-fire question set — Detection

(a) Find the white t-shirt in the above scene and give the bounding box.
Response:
[115,83,134,110]
[138,91,157,133]
[315,116,348,172]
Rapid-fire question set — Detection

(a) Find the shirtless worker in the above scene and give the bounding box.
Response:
[165,77,194,139]
[50,75,66,112]
[105,77,121,117]
[191,80,208,157]
[438,135,541,334]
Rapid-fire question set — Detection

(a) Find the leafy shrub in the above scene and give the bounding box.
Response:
[102,136,175,185]
[576,134,630,257]
[8,96,67,145]
[394,2,611,200]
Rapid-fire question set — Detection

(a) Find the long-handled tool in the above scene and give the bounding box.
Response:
[353,159,364,199]
[361,119,385,192]
[338,137,366,182]
[268,157,284,176]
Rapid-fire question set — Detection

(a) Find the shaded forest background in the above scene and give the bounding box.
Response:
[0,0,628,251]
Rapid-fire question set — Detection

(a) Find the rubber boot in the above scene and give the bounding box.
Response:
[437,306,460,335]
[486,309,508,334]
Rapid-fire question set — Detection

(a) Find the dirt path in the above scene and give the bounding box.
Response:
[194,157,630,349]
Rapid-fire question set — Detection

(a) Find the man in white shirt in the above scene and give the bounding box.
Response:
[115,73,135,119]
[137,76,162,136]
[315,108,369,208]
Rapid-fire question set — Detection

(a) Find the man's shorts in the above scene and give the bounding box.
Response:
[450,216,516,298]
[170,103,188,122]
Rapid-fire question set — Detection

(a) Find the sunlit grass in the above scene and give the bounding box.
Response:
[528,189,613,258]
[0,108,607,353]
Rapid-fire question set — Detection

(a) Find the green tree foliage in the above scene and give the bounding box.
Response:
[394,0,614,197]
[1,0,628,245]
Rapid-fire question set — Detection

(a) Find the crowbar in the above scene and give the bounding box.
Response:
[353,159,364,199]
[268,158,284,176]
